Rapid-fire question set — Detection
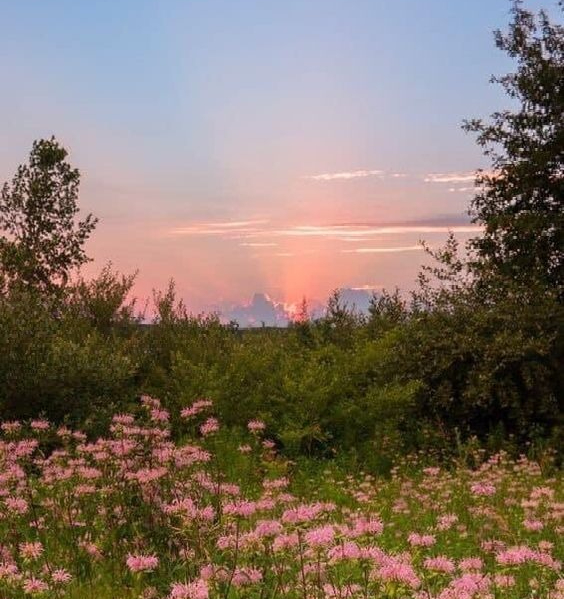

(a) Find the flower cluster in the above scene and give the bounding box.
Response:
[0,397,561,598]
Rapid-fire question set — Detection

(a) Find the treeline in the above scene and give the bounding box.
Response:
[0,269,561,468]
[0,0,562,467]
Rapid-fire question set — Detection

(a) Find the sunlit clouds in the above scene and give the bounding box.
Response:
[271,224,481,238]
[166,221,481,240]
[424,171,477,184]
[304,169,385,181]
[342,245,423,254]
[169,220,269,236]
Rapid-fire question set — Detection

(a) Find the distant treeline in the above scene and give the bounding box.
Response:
[0,273,561,471]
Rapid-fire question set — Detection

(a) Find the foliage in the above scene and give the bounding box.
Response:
[463,0,563,297]
[0,138,97,294]
[0,285,139,429]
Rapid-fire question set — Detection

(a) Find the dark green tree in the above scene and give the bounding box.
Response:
[0,137,98,293]
[463,0,563,298]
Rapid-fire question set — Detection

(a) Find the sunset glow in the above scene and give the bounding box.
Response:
[1,0,542,317]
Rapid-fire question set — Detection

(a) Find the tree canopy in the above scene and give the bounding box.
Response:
[0,137,97,294]
[464,0,563,298]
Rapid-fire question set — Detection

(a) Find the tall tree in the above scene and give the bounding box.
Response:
[463,0,563,298]
[0,137,97,293]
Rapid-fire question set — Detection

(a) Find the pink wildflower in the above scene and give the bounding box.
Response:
[51,569,72,584]
[423,556,456,574]
[30,419,49,431]
[407,533,436,547]
[22,576,48,594]
[5,496,28,514]
[470,482,496,496]
[169,579,208,599]
[247,420,266,433]
[19,541,43,560]
[126,553,159,572]
[200,418,219,436]
[305,524,335,548]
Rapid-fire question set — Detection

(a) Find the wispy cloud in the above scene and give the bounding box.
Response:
[448,187,474,193]
[304,169,384,181]
[350,284,383,290]
[424,171,476,184]
[273,224,480,238]
[342,245,423,254]
[169,220,268,236]
[166,218,482,243]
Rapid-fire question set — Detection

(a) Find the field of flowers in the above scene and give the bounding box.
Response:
[0,395,562,599]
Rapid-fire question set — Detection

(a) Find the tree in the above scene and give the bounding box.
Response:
[463,0,564,298]
[0,137,98,293]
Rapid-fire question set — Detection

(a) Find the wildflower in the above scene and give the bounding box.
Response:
[232,567,262,587]
[22,576,49,594]
[470,482,496,496]
[254,520,283,537]
[150,408,170,423]
[375,556,420,589]
[1,421,21,434]
[51,569,72,584]
[199,418,219,436]
[19,541,43,560]
[5,496,28,514]
[169,579,208,599]
[126,554,159,573]
[423,556,456,574]
[407,533,436,547]
[223,500,257,518]
[30,419,49,431]
[180,399,213,419]
[523,518,544,531]
[305,524,335,548]
[459,557,483,572]
[247,420,266,433]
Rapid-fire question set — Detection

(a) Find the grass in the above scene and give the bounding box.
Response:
[0,396,562,598]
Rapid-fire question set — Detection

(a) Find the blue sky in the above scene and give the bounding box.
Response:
[0,0,556,314]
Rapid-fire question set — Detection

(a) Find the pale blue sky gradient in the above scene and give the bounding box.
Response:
[0,0,556,311]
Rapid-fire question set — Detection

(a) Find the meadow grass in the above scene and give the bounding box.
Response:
[0,396,562,598]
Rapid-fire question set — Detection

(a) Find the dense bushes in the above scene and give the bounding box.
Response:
[0,273,560,469]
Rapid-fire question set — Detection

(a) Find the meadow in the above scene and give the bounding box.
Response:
[0,3,562,597]
[1,395,562,599]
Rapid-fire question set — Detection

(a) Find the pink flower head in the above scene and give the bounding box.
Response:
[180,399,213,419]
[231,567,263,587]
[150,409,170,423]
[5,496,28,514]
[376,556,420,589]
[470,482,496,496]
[19,541,43,560]
[200,418,219,436]
[459,557,483,572]
[169,579,208,599]
[423,556,456,574]
[30,419,49,431]
[247,420,266,433]
[1,421,21,434]
[51,569,72,584]
[126,553,159,573]
[407,533,436,547]
[305,524,335,548]
[22,576,48,594]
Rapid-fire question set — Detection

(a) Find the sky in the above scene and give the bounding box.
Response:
[0,0,556,321]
